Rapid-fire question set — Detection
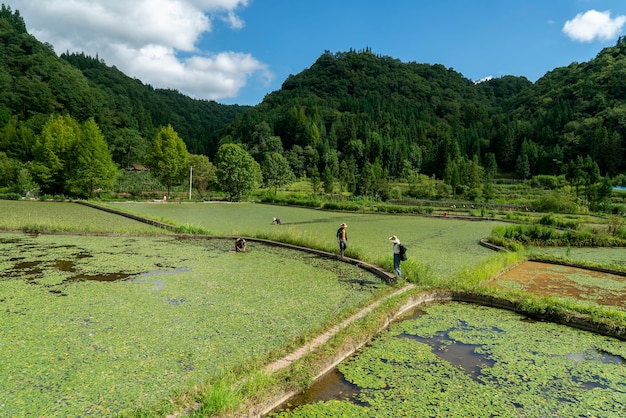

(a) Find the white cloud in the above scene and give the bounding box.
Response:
[474,76,493,85]
[9,0,272,102]
[563,9,626,42]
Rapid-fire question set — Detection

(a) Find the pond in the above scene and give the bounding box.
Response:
[270,302,626,417]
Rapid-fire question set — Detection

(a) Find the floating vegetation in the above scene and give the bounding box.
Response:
[0,232,386,416]
[272,302,626,417]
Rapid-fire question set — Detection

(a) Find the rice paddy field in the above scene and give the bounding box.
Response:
[0,231,386,416]
[105,202,507,278]
[0,200,167,235]
[271,302,626,417]
[529,246,626,268]
[2,200,625,417]
[491,260,626,310]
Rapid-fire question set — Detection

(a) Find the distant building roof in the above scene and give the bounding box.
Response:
[127,163,147,171]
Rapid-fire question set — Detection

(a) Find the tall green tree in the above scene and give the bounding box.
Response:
[30,114,81,195]
[262,152,294,196]
[67,118,118,198]
[0,116,36,161]
[145,125,189,196]
[188,153,216,199]
[215,143,262,201]
[322,165,335,193]
[108,128,150,169]
[515,153,531,180]
[310,165,321,194]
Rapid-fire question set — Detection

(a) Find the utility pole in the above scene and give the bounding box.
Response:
[189,165,193,200]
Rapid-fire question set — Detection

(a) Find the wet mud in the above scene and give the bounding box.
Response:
[491,261,626,309]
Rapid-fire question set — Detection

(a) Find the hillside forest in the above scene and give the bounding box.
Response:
[0,5,624,208]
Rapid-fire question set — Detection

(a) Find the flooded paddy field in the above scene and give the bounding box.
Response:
[107,201,508,278]
[529,246,626,269]
[270,302,626,417]
[0,232,386,416]
[491,260,626,310]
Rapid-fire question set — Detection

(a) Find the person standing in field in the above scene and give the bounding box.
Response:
[389,235,402,279]
[336,223,348,257]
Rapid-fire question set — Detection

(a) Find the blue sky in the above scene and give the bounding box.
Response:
[9,0,626,106]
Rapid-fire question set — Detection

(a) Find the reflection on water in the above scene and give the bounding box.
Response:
[269,369,364,416]
[565,348,625,365]
[398,330,496,381]
[269,312,626,415]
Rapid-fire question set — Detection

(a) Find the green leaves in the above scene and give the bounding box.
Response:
[215,143,262,201]
[145,125,189,196]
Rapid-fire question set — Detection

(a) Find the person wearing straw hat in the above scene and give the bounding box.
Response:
[336,223,348,257]
[389,235,402,279]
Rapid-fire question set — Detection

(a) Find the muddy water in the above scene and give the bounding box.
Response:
[269,302,626,416]
[270,262,626,416]
[491,261,626,308]
[276,369,363,412]
[3,254,186,292]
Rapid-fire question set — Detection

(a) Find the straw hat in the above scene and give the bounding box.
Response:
[389,235,399,244]
[340,223,347,228]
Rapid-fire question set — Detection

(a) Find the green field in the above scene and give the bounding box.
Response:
[106,202,506,278]
[529,246,626,267]
[0,200,167,235]
[0,232,386,416]
[2,200,624,417]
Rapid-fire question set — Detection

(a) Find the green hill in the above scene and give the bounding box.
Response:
[0,5,247,167]
[1,3,625,202]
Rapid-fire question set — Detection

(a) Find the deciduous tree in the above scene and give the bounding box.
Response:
[215,143,262,201]
[145,125,189,197]
[30,114,80,195]
[67,118,118,198]
[262,152,294,196]
[188,153,216,199]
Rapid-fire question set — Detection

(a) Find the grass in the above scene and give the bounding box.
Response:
[0,200,168,234]
[104,201,506,279]
[528,246,626,272]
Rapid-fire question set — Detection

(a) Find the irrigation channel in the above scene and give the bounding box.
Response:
[78,202,626,416]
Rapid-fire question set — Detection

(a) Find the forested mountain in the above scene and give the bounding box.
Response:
[223,42,626,190]
[0,5,247,168]
[1,3,625,202]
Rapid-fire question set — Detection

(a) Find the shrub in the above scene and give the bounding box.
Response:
[491,223,626,247]
[531,192,578,214]
[322,201,361,211]
[537,213,578,230]
[529,175,566,190]
[0,192,21,200]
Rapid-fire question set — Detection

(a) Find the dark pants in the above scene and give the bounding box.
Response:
[339,239,347,256]
[393,253,401,277]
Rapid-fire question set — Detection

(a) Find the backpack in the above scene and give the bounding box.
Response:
[399,244,408,261]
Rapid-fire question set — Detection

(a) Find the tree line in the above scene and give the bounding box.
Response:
[0,5,624,205]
